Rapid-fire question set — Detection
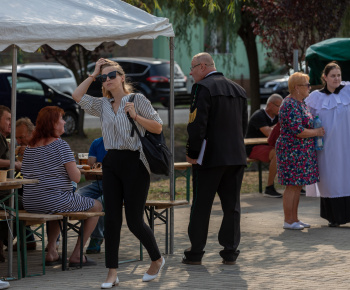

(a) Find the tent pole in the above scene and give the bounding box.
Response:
[8,44,17,277]
[169,37,175,254]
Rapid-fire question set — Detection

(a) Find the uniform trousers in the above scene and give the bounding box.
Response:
[185,164,245,262]
[102,149,161,268]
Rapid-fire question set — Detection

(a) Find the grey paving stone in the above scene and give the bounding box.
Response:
[1,193,349,289]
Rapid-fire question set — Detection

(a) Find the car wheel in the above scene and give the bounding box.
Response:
[63,111,77,135]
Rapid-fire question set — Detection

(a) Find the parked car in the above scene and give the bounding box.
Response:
[259,66,290,103]
[0,70,79,135]
[0,63,77,95]
[85,57,190,107]
[260,63,308,103]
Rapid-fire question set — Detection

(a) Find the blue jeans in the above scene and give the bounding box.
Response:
[77,180,104,240]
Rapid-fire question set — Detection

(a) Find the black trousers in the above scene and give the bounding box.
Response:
[184,165,245,262]
[102,150,161,268]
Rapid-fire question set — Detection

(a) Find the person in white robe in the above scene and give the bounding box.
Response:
[305,61,350,227]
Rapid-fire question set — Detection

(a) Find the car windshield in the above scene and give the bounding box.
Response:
[8,76,45,96]
[269,66,289,76]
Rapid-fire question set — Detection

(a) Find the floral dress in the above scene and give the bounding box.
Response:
[276,97,319,185]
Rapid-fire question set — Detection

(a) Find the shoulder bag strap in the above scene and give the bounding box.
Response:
[127,94,142,139]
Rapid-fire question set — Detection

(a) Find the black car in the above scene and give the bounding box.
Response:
[0,70,79,135]
[259,66,290,103]
[86,57,190,107]
[260,63,308,103]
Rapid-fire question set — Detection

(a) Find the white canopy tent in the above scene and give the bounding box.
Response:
[0,0,176,277]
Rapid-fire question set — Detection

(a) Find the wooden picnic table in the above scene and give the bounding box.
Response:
[0,178,39,190]
[0,178,39,279]
[244,137,268,145]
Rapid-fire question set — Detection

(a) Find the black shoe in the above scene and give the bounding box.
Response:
[328,222,340,227]
[220,249,239,265]
[222,259,236,265]
[300,189,306,195]
[263,186,282,198]
[182,257,202,265]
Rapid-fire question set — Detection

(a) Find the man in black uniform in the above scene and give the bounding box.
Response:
[183,52,248,265]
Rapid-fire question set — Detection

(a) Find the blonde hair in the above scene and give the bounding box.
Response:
[288,72,310,94]
[100,59,134,98]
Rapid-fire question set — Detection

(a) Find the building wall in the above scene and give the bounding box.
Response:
[152,19,270,97]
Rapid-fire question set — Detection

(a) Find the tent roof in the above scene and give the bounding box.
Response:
[0,0,175,53]
[305,38,350,85]
[306,38,350,62]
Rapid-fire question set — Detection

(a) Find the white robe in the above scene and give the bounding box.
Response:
[305,82,350,198]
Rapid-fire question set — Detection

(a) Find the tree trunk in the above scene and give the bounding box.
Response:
[238,17,261,117]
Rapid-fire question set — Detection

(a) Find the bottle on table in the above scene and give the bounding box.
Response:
[314,115,324,151]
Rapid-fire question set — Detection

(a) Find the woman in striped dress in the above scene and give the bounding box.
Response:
[21,106,102,266]
[72,59,165,288]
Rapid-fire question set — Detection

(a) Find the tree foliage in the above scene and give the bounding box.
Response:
[41,43,114,84]
[247,0,350,68]
[338,5,350,37]
[153,0,263,113]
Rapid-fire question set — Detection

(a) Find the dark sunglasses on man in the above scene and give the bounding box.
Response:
[99,70,123,83]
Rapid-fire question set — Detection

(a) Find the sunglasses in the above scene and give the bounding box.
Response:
[99,70,123,83]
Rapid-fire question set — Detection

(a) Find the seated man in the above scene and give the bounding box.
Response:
[0,106,23,261]
[13,118,37,251]
[76,137,107,254]
[15,117,35,161]
[246,94,283,198]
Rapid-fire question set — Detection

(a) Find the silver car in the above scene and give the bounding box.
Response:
[1,63,77,95]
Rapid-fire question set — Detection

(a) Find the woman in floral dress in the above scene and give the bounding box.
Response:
[276,72,325,230]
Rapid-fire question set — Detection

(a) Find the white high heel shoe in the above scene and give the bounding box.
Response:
[101,276,119,289]
[142,257,165,282]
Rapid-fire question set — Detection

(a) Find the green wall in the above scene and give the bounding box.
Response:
[153,20,270,85]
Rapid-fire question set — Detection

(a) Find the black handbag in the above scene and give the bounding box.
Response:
[127,95,172,176]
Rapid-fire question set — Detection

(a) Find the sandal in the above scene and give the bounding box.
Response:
[68,255,96,267]
[45,255,62,266]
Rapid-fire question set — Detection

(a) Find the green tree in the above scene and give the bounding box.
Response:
[247,0,350,69]
[338,5,350,37]
[152,0,262,113]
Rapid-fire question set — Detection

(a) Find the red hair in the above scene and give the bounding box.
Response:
[29,106,64,146]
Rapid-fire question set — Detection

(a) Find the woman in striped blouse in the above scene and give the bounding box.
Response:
[73,59,165,288]
[21,106,102,266]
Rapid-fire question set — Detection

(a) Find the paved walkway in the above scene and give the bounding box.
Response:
[1,192,349,289]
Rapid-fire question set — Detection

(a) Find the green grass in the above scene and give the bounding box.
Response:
[63,126,283,201]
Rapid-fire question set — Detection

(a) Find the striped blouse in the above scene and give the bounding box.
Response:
[21,139,94,214]
[78,93,163,173]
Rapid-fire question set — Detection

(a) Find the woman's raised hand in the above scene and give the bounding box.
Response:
[93,58,106,77]
[72,58,106,102]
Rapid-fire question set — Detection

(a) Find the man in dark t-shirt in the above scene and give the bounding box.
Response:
[246,94,283,197]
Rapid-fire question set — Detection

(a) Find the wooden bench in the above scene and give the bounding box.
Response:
[13,210,105,271]
[244,138,268,193]
[246,158,263,193]
[0,210,63,278]
[174,162,192,201]
[144,200,189,255]
[173,160,265,196]
[53,211,105,271]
